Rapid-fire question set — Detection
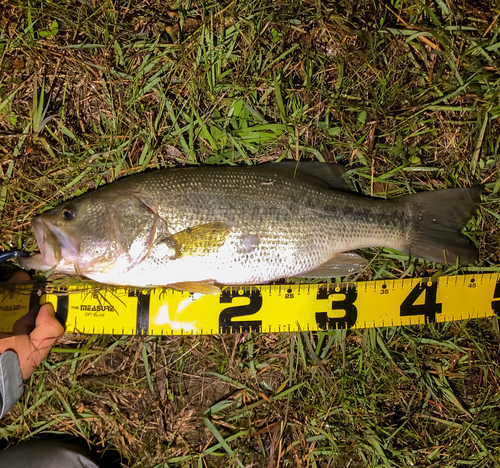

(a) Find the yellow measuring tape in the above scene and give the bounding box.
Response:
[1,273,499,335]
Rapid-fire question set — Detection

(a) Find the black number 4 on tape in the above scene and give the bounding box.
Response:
[400,281,442,324]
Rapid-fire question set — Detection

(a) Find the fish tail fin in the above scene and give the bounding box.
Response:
[395,186,482,264]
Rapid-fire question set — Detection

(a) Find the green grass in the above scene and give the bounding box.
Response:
[1,0,500,466]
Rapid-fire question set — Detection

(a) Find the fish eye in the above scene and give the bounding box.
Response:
[61,207,75,220]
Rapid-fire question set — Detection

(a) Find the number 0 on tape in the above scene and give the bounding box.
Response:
[1,274,499,335]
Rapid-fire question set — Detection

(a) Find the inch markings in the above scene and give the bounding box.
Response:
[0,273,499,335]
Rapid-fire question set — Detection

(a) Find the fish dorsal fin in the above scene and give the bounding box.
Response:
[296,252,367,278]
[276,161,354,192]
[170,281,221,295]
[158,221,232,258]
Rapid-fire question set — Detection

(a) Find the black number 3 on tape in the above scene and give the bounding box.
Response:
[315,285,358,330]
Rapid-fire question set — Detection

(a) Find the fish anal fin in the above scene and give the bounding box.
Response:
[169,281,221,295]
[296,253,367,278]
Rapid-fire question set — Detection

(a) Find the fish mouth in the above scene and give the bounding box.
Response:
[30,217,60,266]
[31,216,79,267]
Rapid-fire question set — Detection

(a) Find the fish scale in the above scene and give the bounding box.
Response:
[116,169,380,284]
[18,163,481,292]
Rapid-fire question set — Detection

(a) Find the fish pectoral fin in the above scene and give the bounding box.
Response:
[159,221,232,258]
[169,281,221,295]
[296,253,367,278]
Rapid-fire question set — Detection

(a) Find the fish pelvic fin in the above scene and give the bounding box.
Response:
[296,253,367,278]
[395,186,482,265]
[169,281,221,295]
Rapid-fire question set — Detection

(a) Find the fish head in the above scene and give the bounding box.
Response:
[23,190,160,274]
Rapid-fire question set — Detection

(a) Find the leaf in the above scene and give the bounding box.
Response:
[6,115,17,126]
[357,111,367,129]
[273,382,306,400]
[435,0,451,17]
[273,71,288,123]
[0,87,21,115]
[204,400,234,416]
[328,127,341,137]
[50,20,59,36]
[409,155,421,164]
[198,125,218,149]
[210,126,225,142]
[142,344,154,393]
[203,416,245,468]
[232,99,245,118]
[271,28,282,43]
[39,20,59,38]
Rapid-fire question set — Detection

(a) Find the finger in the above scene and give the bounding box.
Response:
[27,304,64,371]
[35,303,64,333]
[7,270,36,335]
[33,303,65,338]
[7,271,31,283]
[0,304,64,380]
[12,305,40,336]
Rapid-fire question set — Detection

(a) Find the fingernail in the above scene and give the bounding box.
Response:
[42,302,56,316]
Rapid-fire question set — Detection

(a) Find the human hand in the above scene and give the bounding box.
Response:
[0,272,64,379]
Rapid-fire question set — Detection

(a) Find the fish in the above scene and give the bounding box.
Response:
[18,162,482,293]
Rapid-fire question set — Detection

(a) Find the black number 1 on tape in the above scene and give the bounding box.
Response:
[128,288,150,335]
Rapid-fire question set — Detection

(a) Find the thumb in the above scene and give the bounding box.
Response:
[35,303,64,335]
[28,303,64,366]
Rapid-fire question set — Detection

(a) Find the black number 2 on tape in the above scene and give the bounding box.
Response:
[219,289,263,333]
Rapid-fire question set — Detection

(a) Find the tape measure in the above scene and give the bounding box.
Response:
[1,273,499,335]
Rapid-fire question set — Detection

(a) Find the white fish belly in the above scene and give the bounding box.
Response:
[86,226,331,287]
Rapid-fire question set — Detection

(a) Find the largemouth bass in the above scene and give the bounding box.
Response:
[19,163,481,293]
